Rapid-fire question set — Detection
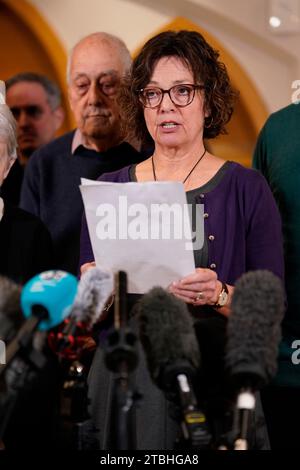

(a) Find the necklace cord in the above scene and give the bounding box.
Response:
[152,148,207,184]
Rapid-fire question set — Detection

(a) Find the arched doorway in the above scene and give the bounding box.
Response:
[0,0,73,133]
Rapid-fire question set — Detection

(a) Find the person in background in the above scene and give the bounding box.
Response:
[253,101,300,449]
[0,81,53,284]
[20,33,145,275]
[0,81,59,450]
[80,30,284,449]
[1,73,64,205]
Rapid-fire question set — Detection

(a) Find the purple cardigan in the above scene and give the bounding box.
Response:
[79,162,284,285]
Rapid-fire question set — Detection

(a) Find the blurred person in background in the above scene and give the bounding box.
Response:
[1,72,64,205]
[0,80,53,283]
[253,101,300,449]
[0,81,58,450]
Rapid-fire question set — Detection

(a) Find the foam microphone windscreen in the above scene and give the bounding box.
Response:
[226,270,285,387]
[0,276,22,341]
[71,267,114,326]
[138,287,200,390]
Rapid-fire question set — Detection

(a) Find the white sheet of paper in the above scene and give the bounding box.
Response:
[80,179,196,294]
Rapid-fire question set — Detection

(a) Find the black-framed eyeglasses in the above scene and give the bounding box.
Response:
[137,84,204,108]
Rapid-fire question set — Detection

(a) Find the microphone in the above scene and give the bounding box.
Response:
[0,276,22,342]
[104,271,139,450]
[138,287,212,449]
[48,267,113,450]
[225,270,285,450]
[105,271,139,372]
[56,266,114,352]
[114,270,127,330]
[0,270,78,375]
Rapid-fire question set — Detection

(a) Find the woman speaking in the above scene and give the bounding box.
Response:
[80,31,284,449]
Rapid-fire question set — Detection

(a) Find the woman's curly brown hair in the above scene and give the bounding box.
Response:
[119,30,238,144]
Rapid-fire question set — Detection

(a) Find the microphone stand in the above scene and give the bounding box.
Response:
[0,332,47,442]
[161,361,212,449]
[0,305,48,377]
[62,359,91,450]
[175,372,212,449]
[0,305,50,442]
[233,387,256,450]
[220,373,259,450]
[104,272,139,450]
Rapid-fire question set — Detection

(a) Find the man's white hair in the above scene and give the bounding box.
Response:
[0,81,17,159]
[66,32,132,83]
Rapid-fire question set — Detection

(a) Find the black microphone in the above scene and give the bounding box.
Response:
[104,271,139,450]
[114,270,127,330]
[0,276,23,342]
[225,270,285,450]
[56,267,114,352]
[105,271,138,374]
[0,276,23,411]
[138,287,212,449]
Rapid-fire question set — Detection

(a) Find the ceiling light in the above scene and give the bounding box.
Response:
[269,15,282,27]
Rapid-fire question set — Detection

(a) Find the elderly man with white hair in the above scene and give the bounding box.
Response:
[20,32,145,275]
[0,81,53,283]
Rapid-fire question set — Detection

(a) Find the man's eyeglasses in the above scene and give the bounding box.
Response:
[138,84,204,108]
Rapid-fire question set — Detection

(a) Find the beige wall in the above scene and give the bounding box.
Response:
[28,0,300,114]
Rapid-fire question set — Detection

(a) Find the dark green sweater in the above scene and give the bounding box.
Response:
[253,102,300,387]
